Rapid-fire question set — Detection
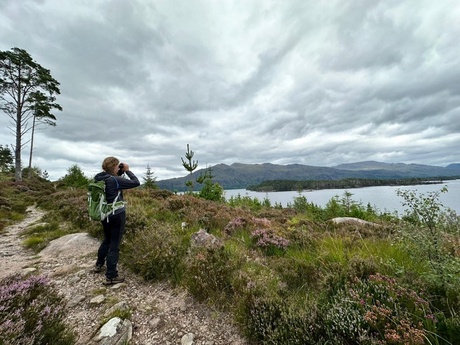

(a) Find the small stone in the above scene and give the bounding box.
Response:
[67,295,85,307]
[149,317,162,329]
[98,317,121,339]
[190,229,223,249]
[94,317,133,345]
[110,282,127,290]
[104,301,129,317]
[181,332,194,345]
[90,294,105,304]
[69,275,80,284]
[21,267,37,275]
[50,264,75,277]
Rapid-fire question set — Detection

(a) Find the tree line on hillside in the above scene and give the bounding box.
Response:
[247,176,460,192]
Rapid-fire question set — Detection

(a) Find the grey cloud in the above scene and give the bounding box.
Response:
[0,0,459,181]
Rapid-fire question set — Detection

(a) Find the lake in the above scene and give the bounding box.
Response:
[224,179,460,215]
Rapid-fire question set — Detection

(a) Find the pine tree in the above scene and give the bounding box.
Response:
[143,164,158,189]
[0,48,62,181]
[181,144,198,193]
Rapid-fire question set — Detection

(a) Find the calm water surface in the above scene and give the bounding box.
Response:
[224,179,460,215]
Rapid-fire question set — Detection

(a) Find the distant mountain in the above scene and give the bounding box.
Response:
[333,161,457,175]
[156,161,460,191]
[446,163,460,170]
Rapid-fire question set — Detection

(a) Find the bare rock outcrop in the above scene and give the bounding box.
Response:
[330,217,381,227]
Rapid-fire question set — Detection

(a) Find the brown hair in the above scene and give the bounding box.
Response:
[102,156,119,174]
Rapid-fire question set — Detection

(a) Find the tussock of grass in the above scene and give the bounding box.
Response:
[22,222,70,252]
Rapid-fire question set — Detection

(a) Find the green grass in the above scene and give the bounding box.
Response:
[21,222,71,252]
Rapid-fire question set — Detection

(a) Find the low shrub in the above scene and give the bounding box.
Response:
[323,273,440,344]
[183,246,242,305]
[251,228,290,255]
[164,194,246,233]
[233,263,284,337]
[435,313,460,345]
[0,275,76,345]
[264,295,324,345]
[233,265,324,344]
[271,255,324,292]
[37,189,91,231]
[224,216,250,235]
[122,220,189,284]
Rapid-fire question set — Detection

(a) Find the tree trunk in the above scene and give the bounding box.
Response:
[15,108,22,181]
[28,115,36,177]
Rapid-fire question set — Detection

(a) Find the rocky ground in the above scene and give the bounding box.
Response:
[0,206,251,345]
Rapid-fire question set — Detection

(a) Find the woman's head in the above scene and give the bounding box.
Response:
[102,156,119,174]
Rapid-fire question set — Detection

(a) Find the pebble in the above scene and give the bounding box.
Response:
[90,294,105,304]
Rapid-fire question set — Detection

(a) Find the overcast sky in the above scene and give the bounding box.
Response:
[1,0,459,181]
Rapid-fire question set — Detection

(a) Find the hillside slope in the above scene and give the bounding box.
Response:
[156,161,460,191]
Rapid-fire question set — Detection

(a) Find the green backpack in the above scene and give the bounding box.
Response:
[87,177,125,221]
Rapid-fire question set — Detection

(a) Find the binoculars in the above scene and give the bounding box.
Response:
[117,163,124,176]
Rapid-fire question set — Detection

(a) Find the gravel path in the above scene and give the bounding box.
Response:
[0,206,251,345]
[0,206,43,279]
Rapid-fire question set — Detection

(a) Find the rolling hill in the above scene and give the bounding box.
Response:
[156,161,460,191]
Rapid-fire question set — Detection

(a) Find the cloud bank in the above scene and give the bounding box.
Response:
[0,0,459,180]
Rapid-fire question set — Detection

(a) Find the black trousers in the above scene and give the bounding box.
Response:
[96,211,126,279]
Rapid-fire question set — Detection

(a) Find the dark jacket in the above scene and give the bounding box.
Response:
[94,171,140,214]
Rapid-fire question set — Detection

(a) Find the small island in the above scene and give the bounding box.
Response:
[246,176,458,192]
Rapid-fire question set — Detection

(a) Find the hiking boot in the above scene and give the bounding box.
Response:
[103,276,125,286]
[90,264,104,273]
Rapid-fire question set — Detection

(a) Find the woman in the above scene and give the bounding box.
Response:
[92,156,140,285]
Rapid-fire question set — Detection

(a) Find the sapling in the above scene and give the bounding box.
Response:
[181,144,198,194]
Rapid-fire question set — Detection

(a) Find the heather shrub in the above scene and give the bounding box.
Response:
[263,295,324,345]
[9,199,29,214]
[346,256,379,280]
[285,218,319,246]
[233,263,324,344]
[0,180,33,232]
[242,293,324,344]
[133,191,181,224]
[183,245,242,305]
[122,220,189,284]
[224,216,250,235]
[0,275,76,345]
[233,263,283,336]
[323,273,439,344]
[125,204,151,235]
[37,189,92,230]
[166,194,243,232]
[251,228,290,256]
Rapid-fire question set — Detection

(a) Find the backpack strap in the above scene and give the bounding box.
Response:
[111,175,120,189]
[106,176,124,222]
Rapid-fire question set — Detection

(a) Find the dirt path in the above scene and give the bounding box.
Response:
[0,206,43,279]
[0,206,250,345]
